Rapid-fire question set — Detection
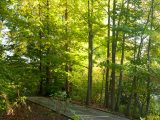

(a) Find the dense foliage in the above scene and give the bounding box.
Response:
[0,0,160,119]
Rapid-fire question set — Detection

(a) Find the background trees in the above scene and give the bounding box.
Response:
[0,0,160,119]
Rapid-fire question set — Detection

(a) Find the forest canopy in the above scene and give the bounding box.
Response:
[0,0,160,119]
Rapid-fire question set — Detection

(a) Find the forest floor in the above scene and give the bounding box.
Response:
[0,101,67,120]
[28,97,129,120]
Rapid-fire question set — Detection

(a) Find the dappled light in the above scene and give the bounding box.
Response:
[0,0,160,119]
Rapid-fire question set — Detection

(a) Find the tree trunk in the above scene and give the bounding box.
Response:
[104,0,110,108]
[146,0,154,115]
[126,37,137,116]
[38,2,43,96]
[100,69,105,104]
[86,0,93,106]
[137,6,152,59]
[110,0,116,111]
[64,0,71,98]
[38,34,43,95]
[115,0,129,111]
[45,0,51,96]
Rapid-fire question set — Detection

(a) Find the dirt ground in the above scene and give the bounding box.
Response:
[0,101,68,120]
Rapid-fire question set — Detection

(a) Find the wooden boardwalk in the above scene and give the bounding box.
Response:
[28,97,129,120]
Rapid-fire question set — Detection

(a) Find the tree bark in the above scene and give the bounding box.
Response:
[86,0,93,106]
[110,0,116,111]
[115,0,129,111]
[100,69,105,104]
[104,0,110,108]
[126,36,137,116]
[146,0,154,115]
[45,0,51,96]
[38,1,43,95]
[64,0,70,98]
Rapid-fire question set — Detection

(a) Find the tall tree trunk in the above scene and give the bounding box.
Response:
[86,0,93,106]
[126,37,137,116]
[45,0,51,96]
[115,0,129,111]
[64,0,70,98]
[146,0,154,115]
[38,1,43,95]
[110,0,116,111]
[104,0,110,108]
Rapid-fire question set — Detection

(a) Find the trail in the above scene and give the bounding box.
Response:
[28,97,129,120]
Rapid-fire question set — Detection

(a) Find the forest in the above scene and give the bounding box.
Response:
[0,0,160,119]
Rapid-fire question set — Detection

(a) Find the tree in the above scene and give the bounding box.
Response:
[146,0,154,115]
[110,0,117,110]
[104,0,110,108]
[115,0,130,111]
[86,0,93,105]
[0,0,160,118]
